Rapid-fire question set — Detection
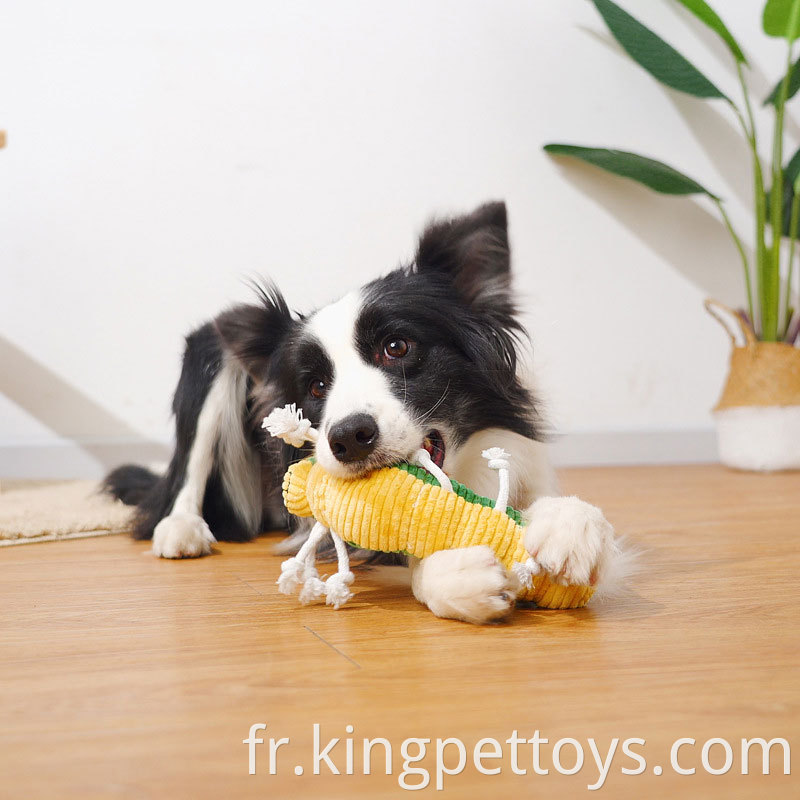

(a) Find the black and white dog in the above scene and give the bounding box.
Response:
[105,201,621,624]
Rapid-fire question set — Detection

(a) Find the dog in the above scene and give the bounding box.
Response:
[104,201,622,624]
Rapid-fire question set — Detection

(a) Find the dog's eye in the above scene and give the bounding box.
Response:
[308,379,328,399]
[383,337,409,360]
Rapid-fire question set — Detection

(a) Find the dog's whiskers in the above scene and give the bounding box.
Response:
[416,381,451,426]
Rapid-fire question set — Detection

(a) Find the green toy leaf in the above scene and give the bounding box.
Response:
[763,0,800,41]
[396,462,525,524]
[543,144,719,198]
[764,56,800,105]
[591,0,729,100]
[674,0,747,64]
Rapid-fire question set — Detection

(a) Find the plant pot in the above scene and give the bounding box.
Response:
[707,299,800,471]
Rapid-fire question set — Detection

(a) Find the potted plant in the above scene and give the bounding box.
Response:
[544,0,800,471]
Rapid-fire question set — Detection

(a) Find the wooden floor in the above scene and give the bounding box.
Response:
[1,465,798,799]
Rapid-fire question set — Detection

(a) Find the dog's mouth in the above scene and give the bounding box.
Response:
[422,430,446,468]
[320,428,446,477]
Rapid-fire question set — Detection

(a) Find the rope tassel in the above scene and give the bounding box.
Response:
[511,557,541,590]
[299,570,326,605]
[324,572,355,609]
[277,557,306,596]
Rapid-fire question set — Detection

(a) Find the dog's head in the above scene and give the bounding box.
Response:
[216,201,536,477]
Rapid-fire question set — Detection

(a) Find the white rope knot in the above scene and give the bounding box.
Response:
[299,569,326,605]
[511,557,541,590]
[277,556,306,595]
[481,447,511,510]
[262,403,318,447]
[482,447,510,471]
[325,571,355,609]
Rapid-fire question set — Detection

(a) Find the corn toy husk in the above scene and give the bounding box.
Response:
[263,405,594,610]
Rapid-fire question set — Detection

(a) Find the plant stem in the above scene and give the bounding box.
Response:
[785,182,800,336]
[767,44,796,342]
[736,61,757,141]
[734,61,764,332]
[714,198,753,316]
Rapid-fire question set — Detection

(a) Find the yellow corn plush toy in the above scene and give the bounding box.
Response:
[263,405,594,611]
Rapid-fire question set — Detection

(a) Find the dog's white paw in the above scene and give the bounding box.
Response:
[523,496,614,586]
[152,512,216,559]
[412,546,515,625]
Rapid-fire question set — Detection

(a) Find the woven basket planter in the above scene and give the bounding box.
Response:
[707,300,800,471]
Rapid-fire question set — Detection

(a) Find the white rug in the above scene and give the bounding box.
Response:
[0,480,133,545]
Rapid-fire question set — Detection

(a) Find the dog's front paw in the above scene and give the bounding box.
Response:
[412,546,515,624]
[523,497,614,586]
[152,513,216,559]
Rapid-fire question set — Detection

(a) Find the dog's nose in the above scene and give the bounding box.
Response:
[328,413,379,463]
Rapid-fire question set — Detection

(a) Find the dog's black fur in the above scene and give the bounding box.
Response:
[104,322,262,541]
[103,201,542,544]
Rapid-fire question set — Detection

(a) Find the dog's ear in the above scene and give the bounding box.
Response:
[414,201,512,311]
[215,282,295,381]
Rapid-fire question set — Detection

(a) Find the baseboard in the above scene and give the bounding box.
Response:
[0,429,718,479]
[548,428,718,467]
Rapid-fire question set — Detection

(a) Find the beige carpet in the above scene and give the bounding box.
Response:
[0,480,133,545]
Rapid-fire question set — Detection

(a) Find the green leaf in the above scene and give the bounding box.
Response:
[591,0,729,100]
[785,145,800,186]
[764,56,800,104]
[674,0,747,64]
[763,0,800,41]
[543,144,719,198]
[770,145,800,234]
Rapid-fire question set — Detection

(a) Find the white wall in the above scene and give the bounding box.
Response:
[0,0,784,476]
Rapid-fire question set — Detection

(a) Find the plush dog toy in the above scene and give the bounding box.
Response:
[263,404,594,611]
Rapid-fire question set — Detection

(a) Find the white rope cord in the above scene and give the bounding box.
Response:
[324,528,355,608]
[276,521,328,597]
[295,521,328,562]
[276,520,355,608]
[481,447,510,511]
[480,447,536,592]
[412,448,453,492]
[298,523,328,605]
